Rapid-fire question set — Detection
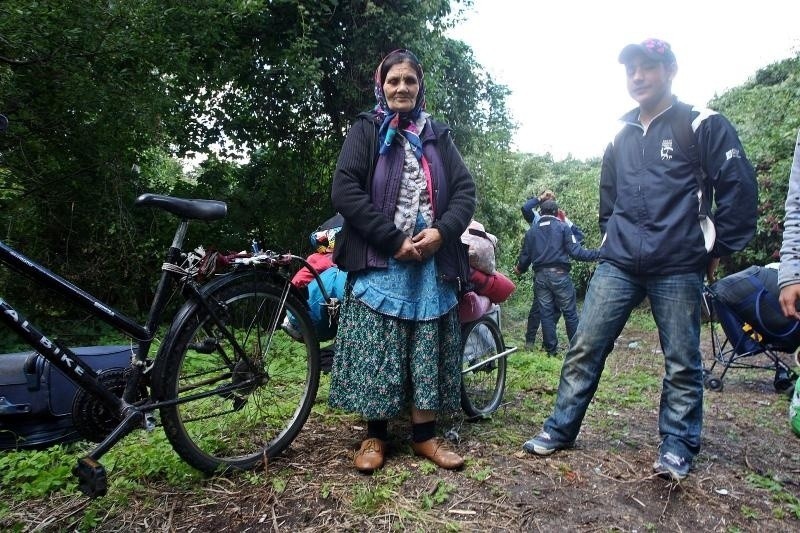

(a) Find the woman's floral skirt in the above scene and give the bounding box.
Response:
[329,295,462,420]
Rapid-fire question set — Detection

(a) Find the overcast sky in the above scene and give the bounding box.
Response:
[448,0,800,159]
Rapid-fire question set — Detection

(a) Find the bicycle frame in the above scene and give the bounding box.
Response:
[1,199,232,449]
[0,228,323,416]
[0,240,151,406]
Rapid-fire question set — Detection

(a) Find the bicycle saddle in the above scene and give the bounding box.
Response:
[134,193,227,221]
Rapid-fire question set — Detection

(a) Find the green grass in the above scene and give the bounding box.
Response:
[6,287,797,530]
[420,479,455,510]
[0,446,77,498]
[465,461,493,482]
[746,472,800,519]
[350,466,411,515]
[624,305,658,330]
[0,429,202,503]
[502,298,661,415]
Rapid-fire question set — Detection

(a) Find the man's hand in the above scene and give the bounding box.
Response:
[539,189,555,202]
[780,284,800,320]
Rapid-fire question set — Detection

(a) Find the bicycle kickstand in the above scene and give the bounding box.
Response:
[73,409,145,498]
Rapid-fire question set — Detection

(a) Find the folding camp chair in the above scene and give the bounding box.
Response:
[703,266,799,393]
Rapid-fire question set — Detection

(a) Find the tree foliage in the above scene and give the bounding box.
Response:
[0,0,512,328]
[1,0,797,341]
[708,55,800,273]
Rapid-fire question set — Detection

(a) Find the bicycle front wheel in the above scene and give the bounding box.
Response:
[153,275,320,473]
[460,316,507,418]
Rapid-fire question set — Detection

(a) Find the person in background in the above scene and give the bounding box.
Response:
[522,38,758,482]
[520,190,586,350]
[521,190,586,244]
[778,130,800,319]
[514,200,599,356]
[329,49,476,473]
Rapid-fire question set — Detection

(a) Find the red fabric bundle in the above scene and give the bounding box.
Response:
[469,269,516,303]
[291,252,335,288]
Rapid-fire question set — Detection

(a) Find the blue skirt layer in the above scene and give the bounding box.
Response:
[352,254,457,320]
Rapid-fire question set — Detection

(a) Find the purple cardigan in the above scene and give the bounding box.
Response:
[331,112,476,284]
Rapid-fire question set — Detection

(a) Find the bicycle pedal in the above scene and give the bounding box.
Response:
[73,457,108,498]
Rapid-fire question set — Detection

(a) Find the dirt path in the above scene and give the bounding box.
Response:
[3,325,800,532]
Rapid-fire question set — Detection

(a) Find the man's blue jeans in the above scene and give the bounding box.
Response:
[535,269,579,353]
[526,278,563,345]
[542,262,705,461]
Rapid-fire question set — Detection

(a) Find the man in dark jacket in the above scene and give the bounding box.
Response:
[514,200,598,356]
[522,38,758,483]
[520,191,587,350]
[521,191,586,244]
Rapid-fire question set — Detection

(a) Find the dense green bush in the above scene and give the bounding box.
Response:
[711,56,800,273]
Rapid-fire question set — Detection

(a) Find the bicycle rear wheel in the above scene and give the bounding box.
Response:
[460,316,507,418]
[153,275,320,473]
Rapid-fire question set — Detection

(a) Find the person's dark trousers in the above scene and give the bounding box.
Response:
[525,290,542,345]
[536,268,580,353]
[526,279,563,345]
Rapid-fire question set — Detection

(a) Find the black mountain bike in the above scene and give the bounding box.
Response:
[0,193,321,497]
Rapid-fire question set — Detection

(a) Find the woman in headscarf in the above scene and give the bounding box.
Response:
[329,49,476,472]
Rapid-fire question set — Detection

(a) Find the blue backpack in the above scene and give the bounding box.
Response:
[289,266,347,342]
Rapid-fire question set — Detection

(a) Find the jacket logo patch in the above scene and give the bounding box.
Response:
[725,148,741,160]
[660,139,674,160]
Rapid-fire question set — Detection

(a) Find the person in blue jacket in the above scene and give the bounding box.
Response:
[520,190,586,350]
[523,38,758,482]
[515,200,598,356]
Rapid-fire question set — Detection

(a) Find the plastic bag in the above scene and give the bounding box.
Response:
[460,220,498,275]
